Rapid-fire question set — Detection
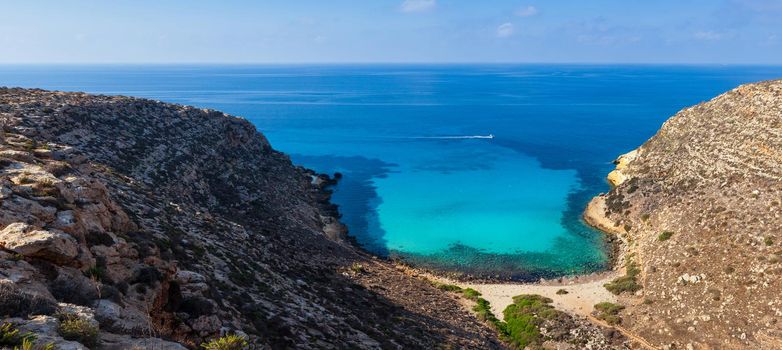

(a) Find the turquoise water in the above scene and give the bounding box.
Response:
[2,64,781,279]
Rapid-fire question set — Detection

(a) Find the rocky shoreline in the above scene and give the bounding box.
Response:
[390,250,620,285]
[0,87,503,349]
[372,202,625,285]
[583,189,630,272]
[573,80,782,349]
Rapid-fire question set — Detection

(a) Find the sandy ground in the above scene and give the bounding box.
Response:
[432,271,620,318]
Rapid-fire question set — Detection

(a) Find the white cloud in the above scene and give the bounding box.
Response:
[497,23,514,38]
[401,0,436,13]
[516,6,538,17]
[694,30,726,41]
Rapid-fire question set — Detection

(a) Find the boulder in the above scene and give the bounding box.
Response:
[190,314,222,334]
[0,282,57,317]
[174,270,206,284]
[58,302,99,328]
[52,210,77,233]
[94,299,151,335]
[0,196,57,228]
[0,149,35,163]
[49,268,99,306]
[0,254,54,298]
[174,270,209,297]
[100,332,188,350]
[0,223,79,264]
[11,315,89,350]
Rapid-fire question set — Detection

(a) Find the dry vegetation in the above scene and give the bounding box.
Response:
[587,80,782,349]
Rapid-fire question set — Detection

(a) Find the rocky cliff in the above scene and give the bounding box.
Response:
[0,88,503,349]
[585,80,782,349]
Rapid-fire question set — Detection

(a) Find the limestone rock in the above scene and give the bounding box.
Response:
[0,281,57,317]
[0,223,78,264]
[12,315,89,350]
[58,302,99,328]
[93,299,151,335]
[100,332,188,350]
[606,149,638,187]
[588,80,782,349]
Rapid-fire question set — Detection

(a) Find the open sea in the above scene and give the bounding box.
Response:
[2,64,781,280]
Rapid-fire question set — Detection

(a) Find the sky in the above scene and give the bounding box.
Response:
[0,0,780,64]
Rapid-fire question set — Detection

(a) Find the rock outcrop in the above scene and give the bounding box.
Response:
[0,88,502,349]
[586,80,782,349]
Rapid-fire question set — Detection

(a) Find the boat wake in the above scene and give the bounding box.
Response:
[406,134,495,140]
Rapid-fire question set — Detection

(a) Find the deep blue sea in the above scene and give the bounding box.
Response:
[2,64,781,280]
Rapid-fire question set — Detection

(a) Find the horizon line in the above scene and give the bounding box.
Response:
[2,62,782,67]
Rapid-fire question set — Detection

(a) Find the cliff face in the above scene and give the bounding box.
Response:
[0,88,502,349]
[586,80,782,349]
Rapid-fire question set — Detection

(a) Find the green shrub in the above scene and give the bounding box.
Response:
[350,262,365,274]
[604,260,642,295]
[626,261,641,276]
[448,288,503,337]
[19,338,55,350]
[501,295,565,349]
[503,313,540,349]
[0,322,35,347]
[57,314,98,347]
[594,302,624,314]
[463,289,481,300]
[465,293,575,349]
[201,334,249,350]
[21,139,37,151]
[435,283,462,292]
[17,176,35,184]
[472,298,502,328]
[604,275,641,295]
[461,288,481,300]
[36,178,55,188]
[555,289,568,295]
[658,231,674,241]
[765,237,774,246]
[594,302,624,325]
[640,213,650,221]
[84,266,106,281]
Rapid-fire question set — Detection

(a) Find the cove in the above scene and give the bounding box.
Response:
[4,64,782,279]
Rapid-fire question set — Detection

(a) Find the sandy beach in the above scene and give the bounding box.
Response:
[429,270,620,318]
[425,196,629,319]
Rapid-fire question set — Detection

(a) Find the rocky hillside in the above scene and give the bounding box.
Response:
[585,80,782,349]
[0,88,504,349]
